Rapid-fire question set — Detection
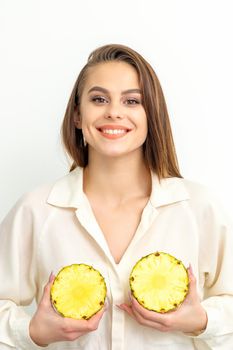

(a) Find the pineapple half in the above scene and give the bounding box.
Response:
[50,264,107,320]
[129,252,189,313]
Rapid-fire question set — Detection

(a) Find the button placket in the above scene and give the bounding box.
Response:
[106,265,125,350]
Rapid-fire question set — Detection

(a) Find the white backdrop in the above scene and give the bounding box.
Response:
[0,0,233,221]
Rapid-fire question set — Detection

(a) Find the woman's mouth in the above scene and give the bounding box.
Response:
[97,126,131,139]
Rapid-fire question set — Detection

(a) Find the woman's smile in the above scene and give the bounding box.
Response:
[96,124,132,139]
[77,61,148,158]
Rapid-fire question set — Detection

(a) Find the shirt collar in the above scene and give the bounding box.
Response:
[47,167,190,209]
[149,174,190,208]
[47,167,85,208]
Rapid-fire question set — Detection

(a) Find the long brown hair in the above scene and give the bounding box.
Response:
[62,44,182,179]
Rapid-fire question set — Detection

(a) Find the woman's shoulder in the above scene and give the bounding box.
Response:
[17,183,55,207]
[0,183,55,229]
[176,177,219,208]
[154,174,215,204]
[179,177,214,200]
[0,168,82,231]
[178,177,230,223]
[4,183,56,223]
[12,167,83,213]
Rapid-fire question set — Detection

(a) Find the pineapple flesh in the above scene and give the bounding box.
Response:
[51,264,107,320]
[130,252,189,313]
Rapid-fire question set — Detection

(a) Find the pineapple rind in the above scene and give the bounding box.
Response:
[130,252,189,313]
[51,264,107,320]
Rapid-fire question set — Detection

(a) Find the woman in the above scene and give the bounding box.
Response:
[0,44,233,349]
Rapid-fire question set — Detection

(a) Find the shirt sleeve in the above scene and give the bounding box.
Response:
[0,196,45,349]
[188,192,233,348]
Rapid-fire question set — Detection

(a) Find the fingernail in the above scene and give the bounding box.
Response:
[188,264,193,274]
[49,271,54,282]
[128,291,132,301]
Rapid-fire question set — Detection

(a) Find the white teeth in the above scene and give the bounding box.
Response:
[102,129,126,134]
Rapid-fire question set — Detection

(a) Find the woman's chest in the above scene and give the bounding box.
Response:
[90,198,149,264]
[38,203,202,279]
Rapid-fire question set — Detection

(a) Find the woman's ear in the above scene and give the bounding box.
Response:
[74,109,82,129]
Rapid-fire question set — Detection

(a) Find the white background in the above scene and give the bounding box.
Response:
[0,0,233,221]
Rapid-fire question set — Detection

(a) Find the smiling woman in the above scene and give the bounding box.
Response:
[86,84,143,140]
[62,44,181,178]
[72,60,149,161]
[0,44,233,350]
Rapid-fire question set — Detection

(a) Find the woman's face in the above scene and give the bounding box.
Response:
[75,61,148,160]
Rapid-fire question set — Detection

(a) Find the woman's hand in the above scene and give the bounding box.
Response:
[29,273,107,347]
[118,265,207,334]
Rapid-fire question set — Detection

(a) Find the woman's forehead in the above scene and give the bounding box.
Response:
[83,61,140,92]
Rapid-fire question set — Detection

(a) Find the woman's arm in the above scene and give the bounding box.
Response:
[0,196,42,349]
[0,194,106,349]
[119,190,233,348]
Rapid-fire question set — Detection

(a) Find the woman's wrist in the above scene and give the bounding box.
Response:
[29,321,48,347]
[184,307,207,336]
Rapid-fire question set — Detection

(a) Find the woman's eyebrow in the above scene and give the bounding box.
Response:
[88,86,142,95]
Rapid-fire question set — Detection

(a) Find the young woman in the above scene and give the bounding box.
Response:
[0,44,233,350]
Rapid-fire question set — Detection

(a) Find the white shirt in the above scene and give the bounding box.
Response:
[0,167,233,350]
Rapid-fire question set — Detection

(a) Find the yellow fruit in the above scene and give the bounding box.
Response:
[51,264,107,319]
[129,252,189,313]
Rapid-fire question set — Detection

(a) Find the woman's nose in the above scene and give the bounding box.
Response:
[104,104,124,120]
[104,114,122,120]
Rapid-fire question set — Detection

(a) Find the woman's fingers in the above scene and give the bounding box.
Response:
[29,273,107,345]
[118,303,169,332]
[62,303,107,333]
[183,264,199,304]
[49,271,55,283]
[130,296,172,325]
[40,272,56,309]
[117,303,134,318]
[86,305,107,331]
[119,295,180,329]
[119,267,207,334]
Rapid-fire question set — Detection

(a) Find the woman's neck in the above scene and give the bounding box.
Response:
[83,152,152,206]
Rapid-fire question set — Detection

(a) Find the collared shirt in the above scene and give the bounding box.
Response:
[0,167,233,350]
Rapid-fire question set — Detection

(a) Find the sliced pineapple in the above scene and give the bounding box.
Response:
[51,264,107,320]
[129,252,189,313]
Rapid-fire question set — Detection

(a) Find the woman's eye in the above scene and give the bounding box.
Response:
[125,99,140,105]
[91,96,108,104]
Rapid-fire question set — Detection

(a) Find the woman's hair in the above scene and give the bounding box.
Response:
[62,43,182,179]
